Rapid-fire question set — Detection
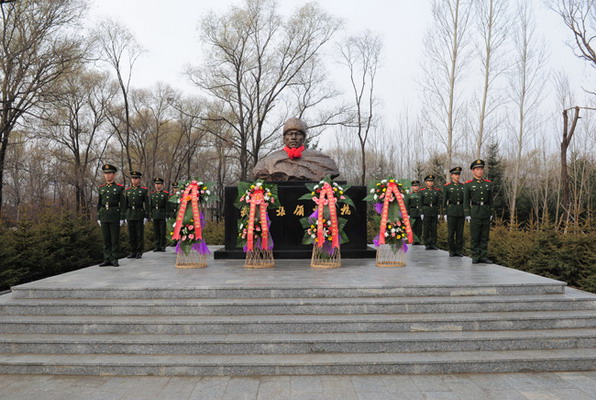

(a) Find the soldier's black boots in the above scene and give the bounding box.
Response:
[99,261,112,267]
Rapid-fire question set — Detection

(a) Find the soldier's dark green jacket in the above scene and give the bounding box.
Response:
[443,181,465,217]
[420,187,442,216]
[150,190,170,220]
[124,186,150,220]
[405,191,422,218]
[463,178,494,218]
[97,183,126,221]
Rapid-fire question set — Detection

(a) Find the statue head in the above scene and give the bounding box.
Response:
[283,117,307,149]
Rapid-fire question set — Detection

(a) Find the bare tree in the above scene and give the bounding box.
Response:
[40,68,117,215]
[506,0,547,227]
[338,30,382,185]
[92,18,144,174]
[188,0,342,180]
[548,0,595,92]
[0,0,86,217]
[473,0,510,157]
[421,0,473,172]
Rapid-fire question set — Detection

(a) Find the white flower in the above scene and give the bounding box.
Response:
[314,185,319,189]
[206,190,211,195]
[256,182,262,187]
[198,181,203,185]
[239,223,244,229]
[311,234,316,238]
[264,195,270,201]
[370,188,374,193]
[373,194,378,200]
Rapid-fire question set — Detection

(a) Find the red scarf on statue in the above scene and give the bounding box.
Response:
[283,145,304,159]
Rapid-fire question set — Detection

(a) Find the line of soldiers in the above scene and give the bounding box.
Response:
[405,159,494,264]
[96,164,172,267]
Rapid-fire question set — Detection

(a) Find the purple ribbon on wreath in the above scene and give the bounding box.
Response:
[175,211,210,255]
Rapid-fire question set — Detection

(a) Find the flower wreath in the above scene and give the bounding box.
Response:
[298,176,354,253]
[364,178,413,252]
[234,180,278,252]
[168,179,216,255]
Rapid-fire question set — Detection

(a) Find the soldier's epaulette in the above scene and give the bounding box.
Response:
[484,179,492,183]
[126,187,132,190]
[99,184,105,188]
[116,183,124,187]
[444,182,451,186]
[420,188,426,191]
[163,190,169,194]
[141,186,148,189]
[465,179,473,184]
[434,188,441,191]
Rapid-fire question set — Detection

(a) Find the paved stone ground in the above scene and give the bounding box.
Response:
[0,372,595,399]
[12,245,563,291]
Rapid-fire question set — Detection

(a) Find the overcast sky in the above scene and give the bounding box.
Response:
[87,0,594,139]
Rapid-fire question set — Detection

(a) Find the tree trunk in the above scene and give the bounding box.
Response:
[560,106,580,227]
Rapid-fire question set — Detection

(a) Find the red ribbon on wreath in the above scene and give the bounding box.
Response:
[379,181,413,245]
[172,181,203,241]
[246,189,269,251]
[314,182,339,248]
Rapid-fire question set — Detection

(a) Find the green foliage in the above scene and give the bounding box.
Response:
[0,209,103,291]
[203,220,225,245]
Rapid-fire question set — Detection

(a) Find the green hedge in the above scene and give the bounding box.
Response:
[0,210,104,291]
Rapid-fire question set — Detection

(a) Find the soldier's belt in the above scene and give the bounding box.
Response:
[128,205,143,210]
[447,201,461,205]
[104,203,119,209]
[472,202,486,206]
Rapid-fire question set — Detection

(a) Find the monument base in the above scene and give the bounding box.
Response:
[214,182,375,260]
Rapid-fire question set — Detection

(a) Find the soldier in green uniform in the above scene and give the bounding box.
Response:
[150,178,170,252]
[463,159,494,264]
[124,171,150,259]
[97,164,126,267]
[405,180,423,245]
[420,175,442,250]
[443,167,465,257]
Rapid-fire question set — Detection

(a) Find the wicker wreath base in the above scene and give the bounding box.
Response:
[311,245,341,269]
[376,244,407,267]
[175,251,208,269]
[244,248,275,269]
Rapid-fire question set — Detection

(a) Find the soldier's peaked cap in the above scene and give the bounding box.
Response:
[102,164,117,173]
[424,175,435,181]
[130,170,142,178]
[450,167,462,174]
[153,177,164,184]
[411,180,420,186]
[470,159,485,169]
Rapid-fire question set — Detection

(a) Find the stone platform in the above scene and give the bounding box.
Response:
[0,246,595,376]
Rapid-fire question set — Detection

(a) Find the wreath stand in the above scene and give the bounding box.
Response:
[245,248,275,269]
[311,245,341,269]
[376,244,406,267]
[175,250,208,269]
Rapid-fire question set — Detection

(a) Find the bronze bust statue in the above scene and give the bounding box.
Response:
[252,118,340,182]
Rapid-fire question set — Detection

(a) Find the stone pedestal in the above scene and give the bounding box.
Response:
[214,182,375,259]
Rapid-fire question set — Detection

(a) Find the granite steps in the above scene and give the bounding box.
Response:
[0,249,594,376]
